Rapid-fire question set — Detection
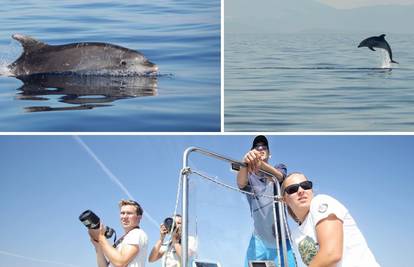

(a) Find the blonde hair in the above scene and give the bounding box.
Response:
[119,199,143,216]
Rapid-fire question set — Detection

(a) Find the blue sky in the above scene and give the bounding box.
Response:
[0,135,413,267]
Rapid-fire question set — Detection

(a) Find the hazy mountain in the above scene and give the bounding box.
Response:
[336,5,414,34]
[225,0,414,34]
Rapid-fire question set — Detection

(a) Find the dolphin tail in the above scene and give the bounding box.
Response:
[391,60,399,64]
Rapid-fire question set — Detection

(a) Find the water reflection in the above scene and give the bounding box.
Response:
[15,74,158,112]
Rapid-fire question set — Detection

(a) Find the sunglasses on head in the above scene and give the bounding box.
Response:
[284,181,313,195]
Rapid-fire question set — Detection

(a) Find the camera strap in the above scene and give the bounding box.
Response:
[112,232,117,245]
[113,226,139,248]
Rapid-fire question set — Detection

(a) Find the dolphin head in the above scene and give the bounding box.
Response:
[358,39,368,48]
[117,51,158,75]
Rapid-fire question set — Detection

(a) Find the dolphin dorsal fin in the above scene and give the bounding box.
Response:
[12,34,47,53]
[379,34,386,39]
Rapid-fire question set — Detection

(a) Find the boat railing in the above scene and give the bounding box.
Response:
[180,146,290,267]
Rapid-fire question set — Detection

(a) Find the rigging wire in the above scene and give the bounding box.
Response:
[190,168,283,201]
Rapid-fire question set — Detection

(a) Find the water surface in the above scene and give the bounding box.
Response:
[225,33,414,131]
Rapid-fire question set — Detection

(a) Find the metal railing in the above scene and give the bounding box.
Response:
[180,147,289,267]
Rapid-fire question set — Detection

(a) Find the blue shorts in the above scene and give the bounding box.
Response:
[245,235,296,267]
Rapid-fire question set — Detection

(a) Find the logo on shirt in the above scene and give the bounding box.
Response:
[318,203,328,213]
[298,236,318,266]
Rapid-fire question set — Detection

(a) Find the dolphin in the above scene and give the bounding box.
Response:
[358,34,398,64]
[7,34,158,77]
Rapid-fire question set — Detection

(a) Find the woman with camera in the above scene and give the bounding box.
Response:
[148,215,197,267]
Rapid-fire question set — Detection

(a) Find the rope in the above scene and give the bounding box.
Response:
[189,169,283,202]
[172,168,183,226]
[160,169,184,267]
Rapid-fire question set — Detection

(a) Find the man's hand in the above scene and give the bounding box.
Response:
[243,150,263,173]
[97,223,108,242]
[88,228,100,242]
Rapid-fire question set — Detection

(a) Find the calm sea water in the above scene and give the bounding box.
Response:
[0,0,220,132]
[225,33,414,131]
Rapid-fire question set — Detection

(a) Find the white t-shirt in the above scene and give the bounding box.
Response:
[109,228,148,267]
[159,236,197,267]
[291,194,380,267]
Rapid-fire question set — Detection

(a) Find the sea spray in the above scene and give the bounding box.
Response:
[380,49,391,68]
[0,38,21,76]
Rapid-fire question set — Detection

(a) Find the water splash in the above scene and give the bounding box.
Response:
[0,63,12,76]
[0,55,13,76]
[379,49,391,68]
[0,37,22,76]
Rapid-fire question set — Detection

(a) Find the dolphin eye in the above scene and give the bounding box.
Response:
[120,60,127,66]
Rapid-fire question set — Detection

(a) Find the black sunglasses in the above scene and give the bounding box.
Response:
[254,144,268,151]
[284,181,313,195]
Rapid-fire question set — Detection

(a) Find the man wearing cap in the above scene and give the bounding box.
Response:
[237,135,296,267]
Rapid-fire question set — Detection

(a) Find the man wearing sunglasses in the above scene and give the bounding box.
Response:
[237,135,296,267]
[282,173,380,267]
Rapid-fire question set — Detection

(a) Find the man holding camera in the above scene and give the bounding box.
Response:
[148,214,197,267]
[89,200,148,267]
[237,135,296,267]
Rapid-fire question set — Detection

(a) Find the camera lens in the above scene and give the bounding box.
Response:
[79,210,101,229]
[164,217,174,232]
[79,210,116,240]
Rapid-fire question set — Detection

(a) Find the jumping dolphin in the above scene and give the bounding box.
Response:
[358,34,398,64]
[8,34,158,77]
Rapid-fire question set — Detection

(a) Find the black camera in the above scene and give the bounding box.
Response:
[163,217,175,232]
[79,210,115,239]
